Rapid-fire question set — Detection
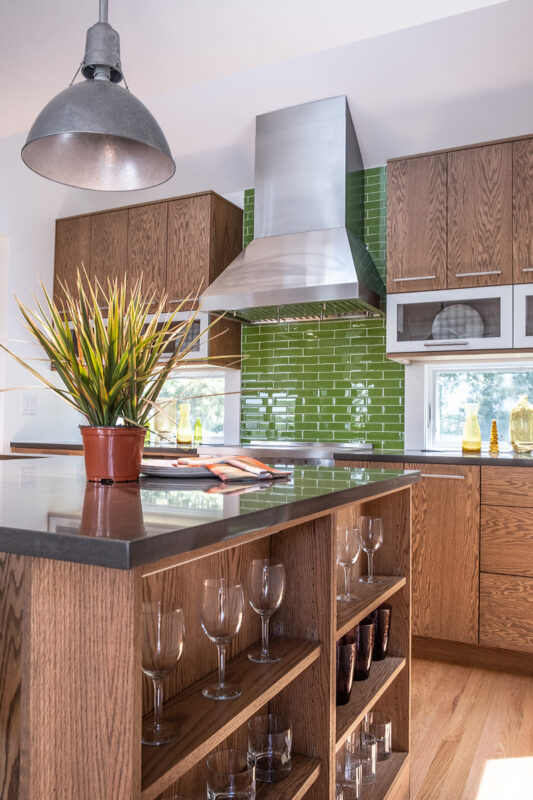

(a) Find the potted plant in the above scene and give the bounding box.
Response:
[0,274,226,482]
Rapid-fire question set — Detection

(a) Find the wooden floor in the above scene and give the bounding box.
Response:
[411,658,533,799]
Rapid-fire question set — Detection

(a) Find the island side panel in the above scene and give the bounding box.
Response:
[0,553,24,800]
[19,558,142,800]
[270,513,337,799]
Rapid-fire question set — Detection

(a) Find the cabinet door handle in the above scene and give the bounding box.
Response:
[522,268,533,272]
[423,340,469,347]
[393,275,436,282]
[421,473,466,480]
[455,270,501,277]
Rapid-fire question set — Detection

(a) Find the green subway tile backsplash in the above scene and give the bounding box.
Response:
[240,166,405,448]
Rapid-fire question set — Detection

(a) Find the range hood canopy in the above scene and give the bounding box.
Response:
[201,96,385,324]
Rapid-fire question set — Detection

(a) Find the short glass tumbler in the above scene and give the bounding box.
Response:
[372,604,392,661]
[247,713,292,782]
[354,616,375,681]
[207,748,256,799]
[347,730,377,785]
[336,750,362,799]
[336,639,357,705]
[363,711,392,761]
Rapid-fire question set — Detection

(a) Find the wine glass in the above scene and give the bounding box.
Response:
[247,559,285,663]
[358,517,383,584]
[200,578,245,700]
[336,526,362,601]
[142,601,185,746]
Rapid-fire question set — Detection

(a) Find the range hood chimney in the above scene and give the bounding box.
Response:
[201,96,385,324]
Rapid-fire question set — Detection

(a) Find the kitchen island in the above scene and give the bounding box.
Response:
[0,456,417,800]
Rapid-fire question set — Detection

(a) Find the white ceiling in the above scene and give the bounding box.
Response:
[1,0,532,198]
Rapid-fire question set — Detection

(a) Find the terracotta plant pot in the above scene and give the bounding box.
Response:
[80,426,146,482]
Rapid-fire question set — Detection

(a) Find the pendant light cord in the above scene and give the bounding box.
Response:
[99,0,108,24]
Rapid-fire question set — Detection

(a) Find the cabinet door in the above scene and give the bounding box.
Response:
[513,138,533,283]
[54,216,91,301]
[411,464,480,643]
[127,202,168,301]
[448,143,512,288]
[387,155,447,294]
[90,209,129,294]
[166,195,211,307]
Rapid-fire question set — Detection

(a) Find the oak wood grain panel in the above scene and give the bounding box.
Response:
[413,634,533,675]
[480,505,533,577]
[19,559,142,800]
[481,465,533,507]
[127,202,168,298]
[365,752,409,800]
[54,215,92,301]
[90,209,129,290]
[513,138,533,282]
[448,143,512,287]
[270,514,336,800]
[208,193,243,283]
[480,572,533,653]
[336,576,406,639]
[0,554,24,800]
[207,314,242,368]
[140,638,321,799]
[166,195,211,307]
[256,754,321,799]
[141,538,269,714]
[387,154,447,293]
[335,657,406,750]
[409,464,480,644]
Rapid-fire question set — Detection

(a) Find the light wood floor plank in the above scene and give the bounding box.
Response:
[411,658,533,800]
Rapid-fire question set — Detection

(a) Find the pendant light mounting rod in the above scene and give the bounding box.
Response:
[99,0,108,23]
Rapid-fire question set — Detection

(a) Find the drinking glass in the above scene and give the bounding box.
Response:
[346,729,377,785]
[141,601,185,746]
[358,517,383,584]
[247,713,292,782]
[247,559,285,663]
[354,616,375,681]
[372,604,392,661]
[336,750,362,799]
[207,748,256,799]
[336,636,357,705]
[337,526,362,601]
[200,578,245,700]
[363,711,392,761]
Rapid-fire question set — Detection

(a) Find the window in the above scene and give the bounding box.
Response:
[156,367,240,445]
[427,363,533,449]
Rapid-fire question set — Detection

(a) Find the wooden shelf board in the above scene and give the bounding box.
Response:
[335,656,406,751]
[363,751,409,800]
[141,636,321,800]
[336,576,406,639]
[256,755,321,800]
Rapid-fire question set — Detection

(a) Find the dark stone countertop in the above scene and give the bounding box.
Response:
[333,448,533,467]
[0,455,418,570]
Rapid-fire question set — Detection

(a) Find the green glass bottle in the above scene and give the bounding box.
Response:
[193,418,203,446]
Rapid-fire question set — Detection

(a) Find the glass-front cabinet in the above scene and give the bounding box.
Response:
[386,286,513,354]
[514,284,533,348]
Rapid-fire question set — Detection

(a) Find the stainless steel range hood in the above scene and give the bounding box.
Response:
[201,96,385,324]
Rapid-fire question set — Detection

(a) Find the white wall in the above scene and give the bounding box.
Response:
[0,131,244,451]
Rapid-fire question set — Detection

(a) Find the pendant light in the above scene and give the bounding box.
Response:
[21,0,175,191]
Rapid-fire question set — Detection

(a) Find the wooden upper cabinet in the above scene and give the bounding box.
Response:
[53,216,91,302]
[90,209,129,291]
[209,193,245,284]
[387,154,447,293]
[127,202,168,299]
[447,143,512,288]
[513,138,533,282]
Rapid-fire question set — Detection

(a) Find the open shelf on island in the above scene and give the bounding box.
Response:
[256,755,321,799]
[363,751,409,800]
[335,656,406,751]
[336,576,406,639]
[141,636,321,800]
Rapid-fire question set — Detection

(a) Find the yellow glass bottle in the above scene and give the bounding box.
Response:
[510,394,533,453]
[177,402,193,445]
[462,403,481,452]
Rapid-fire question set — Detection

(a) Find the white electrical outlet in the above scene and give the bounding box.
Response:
[21,395,37,415]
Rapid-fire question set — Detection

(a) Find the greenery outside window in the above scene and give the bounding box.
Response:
[158,368,228,444]
[427,363,533,449]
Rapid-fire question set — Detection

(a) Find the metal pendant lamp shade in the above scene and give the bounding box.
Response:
[21,0,175,191]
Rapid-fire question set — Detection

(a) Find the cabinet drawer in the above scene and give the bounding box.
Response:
[481,466,533,507]
[480,573,533,653]
[481,506,533,577]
